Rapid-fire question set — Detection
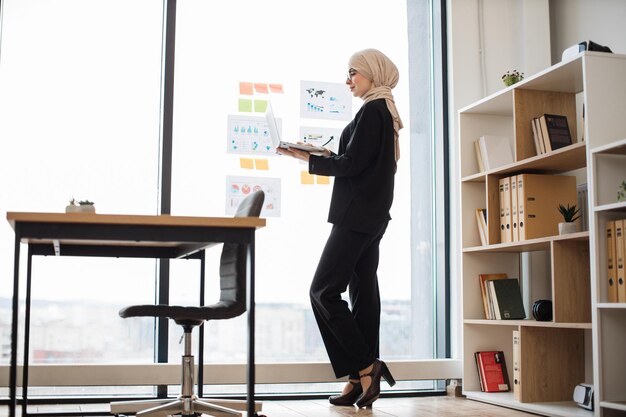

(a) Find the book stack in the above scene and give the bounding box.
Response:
[498,174,577,243]
[475,208,488,245]
[530,114,574,155]
[479,274,526,320]
[474,351,510,392]
[606,218,626,302]
[474,135,514,172]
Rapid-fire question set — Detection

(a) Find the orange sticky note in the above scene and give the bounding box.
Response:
[301,171,315,185]
[239,158,254,169]
[269,83,284,94]
[254,83,269,94]
[239,82,253,95]
[254,159,269,170]
[316,175,330,185]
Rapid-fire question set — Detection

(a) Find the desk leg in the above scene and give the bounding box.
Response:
[10,230,21,417]
[198,251,205,398]
[246,234,256,417]
[21,247,34,417]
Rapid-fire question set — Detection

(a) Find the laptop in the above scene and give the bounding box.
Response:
[265,102,325,153]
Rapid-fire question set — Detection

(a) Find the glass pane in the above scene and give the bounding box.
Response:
[0,0,163,372]
[169,0,422,370]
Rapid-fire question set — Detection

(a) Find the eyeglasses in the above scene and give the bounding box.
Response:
[346,69,357,81]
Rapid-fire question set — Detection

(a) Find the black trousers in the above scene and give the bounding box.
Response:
[309,222,387,379]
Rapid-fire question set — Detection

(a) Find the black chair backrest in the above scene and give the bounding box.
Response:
[216,190,265,318]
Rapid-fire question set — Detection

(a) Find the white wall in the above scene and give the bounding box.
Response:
[550,0,626,63]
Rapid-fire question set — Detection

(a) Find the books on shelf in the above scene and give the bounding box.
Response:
[607,220,618,303]
[498,173,577,242]
[479,273,508,319]
[475,351,510,392]
[475,209,488,246]
[477,135,514,171]
[530,114,573,155]
[488,278,526,320]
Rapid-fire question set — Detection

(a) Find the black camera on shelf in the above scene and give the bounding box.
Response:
[532,299,553,322]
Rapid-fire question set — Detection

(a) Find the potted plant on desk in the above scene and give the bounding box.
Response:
[557,203,580,235]
[66,198,96,213]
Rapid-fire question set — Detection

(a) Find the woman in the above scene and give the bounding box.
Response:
[278,48,403,408]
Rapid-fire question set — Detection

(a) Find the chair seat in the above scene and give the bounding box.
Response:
[120,301,245,327]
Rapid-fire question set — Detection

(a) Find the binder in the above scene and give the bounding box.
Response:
[607,220,618,303]
[511,175,519,242]
[474,140,485,172]
[517,174,577,240]
[499,177,512,243]
[499,178,506,243]
[512,330,521,401]
[616,219,626,302]
[517,176,525,240]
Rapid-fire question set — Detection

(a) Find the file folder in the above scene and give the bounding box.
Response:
[607,220,618,303]
[616,219,626,302]
[517,174,577,240]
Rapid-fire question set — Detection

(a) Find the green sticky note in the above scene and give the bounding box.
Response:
[238,99,253,112]
[254,99,268,113]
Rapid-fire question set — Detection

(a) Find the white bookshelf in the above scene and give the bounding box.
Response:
[458,52,626,417]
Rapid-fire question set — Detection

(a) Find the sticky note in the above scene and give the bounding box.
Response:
[239,82,254,95]
[254,83,269,94]
[301,171,315,185]
[254,99,268,113]
[238,99,253,112]
[269,83,284,94]
[239,158,254,169]
[254,159,269,170]
[316,175,330,185]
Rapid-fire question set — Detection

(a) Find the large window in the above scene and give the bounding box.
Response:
[0,0,447,398]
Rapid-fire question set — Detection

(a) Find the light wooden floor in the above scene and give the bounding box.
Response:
[3,396,539,417]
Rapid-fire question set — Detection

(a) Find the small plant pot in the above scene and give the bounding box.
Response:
[65,205,96,213]
[558,222,576,235]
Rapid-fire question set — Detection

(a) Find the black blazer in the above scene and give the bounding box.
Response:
[309,98,396,234]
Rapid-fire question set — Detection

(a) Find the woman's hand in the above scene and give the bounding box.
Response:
[277,144,331,161]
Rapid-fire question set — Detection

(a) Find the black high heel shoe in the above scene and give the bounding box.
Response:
[329,380,363,406]
[355,359,396,408]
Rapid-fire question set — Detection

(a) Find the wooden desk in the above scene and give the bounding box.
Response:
[6,212,266,417]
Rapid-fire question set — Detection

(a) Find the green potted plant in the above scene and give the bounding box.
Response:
[617,180,626,202]
[502,69,524,87]
[65,198,96,213]
[557,203,580,234]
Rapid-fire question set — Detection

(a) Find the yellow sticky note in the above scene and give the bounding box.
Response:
[238,99,253,112]
[269,83,284,93]
[254,83,269,94]
[239,82,254,95]
[316,175,330,185]
[239,158,254,169]
[301,171,315,185]
[254,159,269,170]
[254,99,268,113]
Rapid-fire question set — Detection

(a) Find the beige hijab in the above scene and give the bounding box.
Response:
[348,48,404,161]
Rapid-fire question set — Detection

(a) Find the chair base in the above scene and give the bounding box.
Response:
[110,396,262,417]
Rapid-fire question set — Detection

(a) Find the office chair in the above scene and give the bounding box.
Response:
[110,190,265,417]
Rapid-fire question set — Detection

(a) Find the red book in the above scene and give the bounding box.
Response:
[475,351,510,392]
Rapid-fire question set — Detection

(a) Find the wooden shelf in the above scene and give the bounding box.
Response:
[464,319,592,329]
[461,137,586,183]
[591,137,626,155]
[464,391,593,417]
[463,231,589,253]
[594,201,626,213]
